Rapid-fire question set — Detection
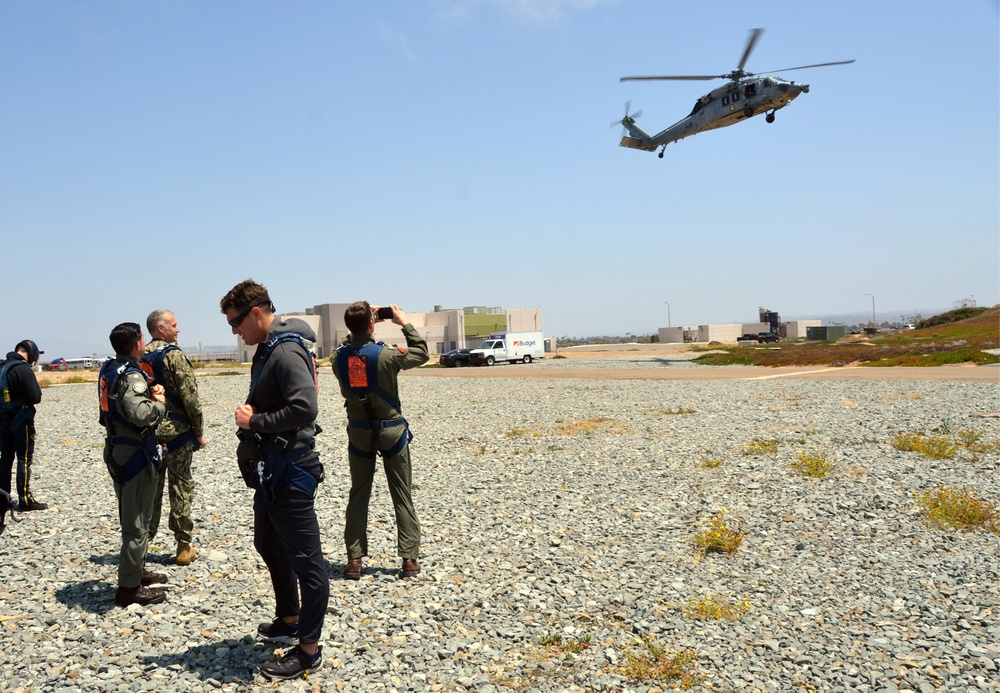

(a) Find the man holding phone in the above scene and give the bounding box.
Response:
[332,302,428,580]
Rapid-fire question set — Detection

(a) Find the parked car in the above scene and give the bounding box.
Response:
[439,348,472,367]
[737,334,759,342]
[757,332,780,343]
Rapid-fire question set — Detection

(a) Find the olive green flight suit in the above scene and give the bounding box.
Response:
[102,357,165,589]
[335,324,428,561]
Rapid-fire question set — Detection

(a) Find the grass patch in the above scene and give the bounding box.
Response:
[538,633,592,655]
[655,406,696,415]
[891,432,958,459]
[791,452,838,478]
[915,485,998,533]
[554,417,629,436]
[618,636,705,688]
[697,456,725,469]
[692,305,999,367]
[691,510,745,555]
[680,593,751,621]
[504,427,542,439]
[742,438,778,456]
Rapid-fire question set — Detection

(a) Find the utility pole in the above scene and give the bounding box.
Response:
[864,293,876,327]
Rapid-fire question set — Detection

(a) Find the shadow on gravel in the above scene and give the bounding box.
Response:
[55,579,116,613]
[88,552,119,566]
[139,637,264,686]
[326,559,402,581]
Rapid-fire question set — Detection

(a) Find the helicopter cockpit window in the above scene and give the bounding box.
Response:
[744,82,757,99]
[763,78,773,87]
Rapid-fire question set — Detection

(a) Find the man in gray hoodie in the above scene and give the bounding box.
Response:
[220,279,328,681]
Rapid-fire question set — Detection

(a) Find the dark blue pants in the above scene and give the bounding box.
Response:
[0,411,36,505]
[253,477,329,645]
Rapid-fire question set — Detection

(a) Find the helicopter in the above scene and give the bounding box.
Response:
[615,28,854,158]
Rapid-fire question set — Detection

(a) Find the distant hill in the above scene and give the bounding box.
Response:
[783,307,950,326]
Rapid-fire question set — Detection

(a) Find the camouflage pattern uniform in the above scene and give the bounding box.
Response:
[144,339,204,545]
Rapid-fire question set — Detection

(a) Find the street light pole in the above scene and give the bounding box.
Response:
[864,293,875,327]
[664,301,671,328]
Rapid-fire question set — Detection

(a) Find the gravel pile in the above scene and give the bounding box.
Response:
[1,362,998,692]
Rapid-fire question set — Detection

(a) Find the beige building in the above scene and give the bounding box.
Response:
[658,320,823,344]
[235,304,542,362]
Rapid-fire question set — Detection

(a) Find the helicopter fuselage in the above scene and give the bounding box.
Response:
[620,75,809,153]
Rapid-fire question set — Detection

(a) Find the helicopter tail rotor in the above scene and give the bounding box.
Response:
[612,100,642,136]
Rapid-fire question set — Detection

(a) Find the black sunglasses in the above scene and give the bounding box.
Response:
[228,300,273,328]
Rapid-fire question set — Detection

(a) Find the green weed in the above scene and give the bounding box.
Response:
[691,510,745,555]
[680,593,751,621]
[914,485,998,533]
[791,452,837,478]
[617,635,705,688]
[742,438,778,456]
[891,432,958,459]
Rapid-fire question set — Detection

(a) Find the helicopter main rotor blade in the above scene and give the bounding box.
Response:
[753,59,856,74]
[737,28,764,73]
[621,75,719,82]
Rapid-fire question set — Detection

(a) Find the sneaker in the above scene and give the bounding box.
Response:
[259,645,323,681]
[257,617,299,645]
[115,585,166,607]
[141,568,168,586]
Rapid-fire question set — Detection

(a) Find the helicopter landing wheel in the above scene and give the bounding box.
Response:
[743,106,754,118]
[766,112,775,124]
[658,151,664,159]
[658,145,666,159]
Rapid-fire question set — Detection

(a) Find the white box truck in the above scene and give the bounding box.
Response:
[468,331,545,366]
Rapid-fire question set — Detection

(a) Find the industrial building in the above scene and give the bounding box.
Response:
[657,308,821,344]
[234,303,542,362]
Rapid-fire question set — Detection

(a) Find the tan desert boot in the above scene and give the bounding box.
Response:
[176,541,198,566]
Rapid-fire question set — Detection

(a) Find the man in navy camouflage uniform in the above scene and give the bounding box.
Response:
[144,309,207,566]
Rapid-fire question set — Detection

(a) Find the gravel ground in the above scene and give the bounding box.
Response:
[1,361,999,692]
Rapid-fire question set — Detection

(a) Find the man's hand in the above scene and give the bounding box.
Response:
[235,404,255,430]
[389,304,409,327]
[151,386,166,404]
[196,435,208,451]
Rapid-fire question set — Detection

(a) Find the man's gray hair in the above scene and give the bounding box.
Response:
[146,309,173,336]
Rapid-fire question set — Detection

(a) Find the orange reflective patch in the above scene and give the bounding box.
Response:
[396,346,408,354]
[99,377,109,413]
[348,355,368,388]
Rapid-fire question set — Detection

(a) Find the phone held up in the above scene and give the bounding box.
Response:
[376,306,394,320]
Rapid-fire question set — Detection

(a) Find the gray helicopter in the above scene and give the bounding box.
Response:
[615,29,854,158]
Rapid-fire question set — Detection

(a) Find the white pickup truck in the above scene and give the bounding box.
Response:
[468,331,545,366]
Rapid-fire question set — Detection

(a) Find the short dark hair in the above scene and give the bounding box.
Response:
[220,279,272,314]
[110,323,143,355]
[344,301,372,335]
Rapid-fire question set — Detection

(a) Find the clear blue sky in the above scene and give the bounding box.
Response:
[2,1,997,357]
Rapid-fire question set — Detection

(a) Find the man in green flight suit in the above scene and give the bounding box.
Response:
[143,309,207,566]
[333,302,428,580]
[100,322,169,607]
